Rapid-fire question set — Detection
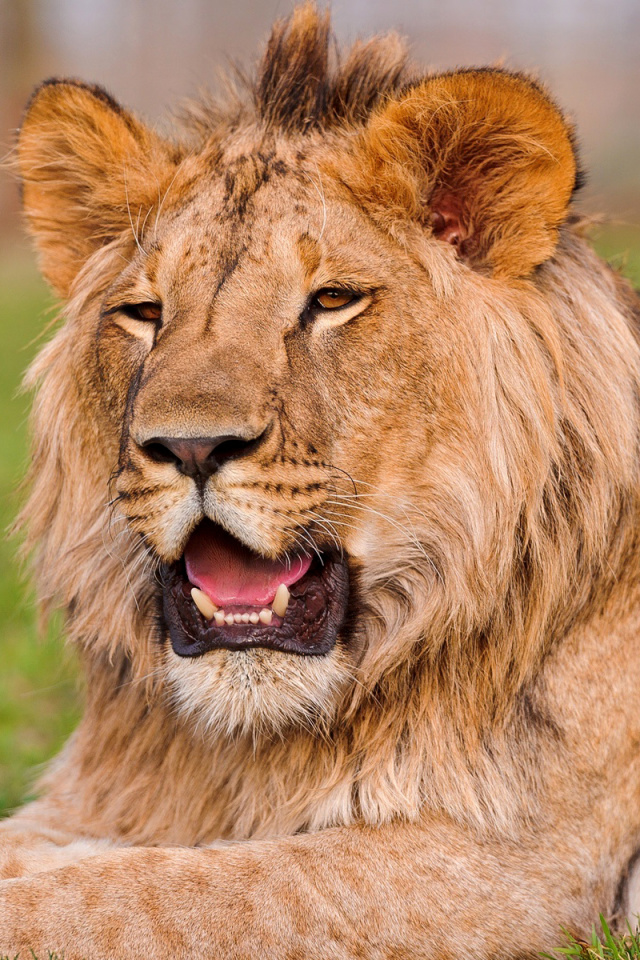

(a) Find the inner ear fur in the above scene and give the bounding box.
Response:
[17,79,178,297]
[350,68,580,277]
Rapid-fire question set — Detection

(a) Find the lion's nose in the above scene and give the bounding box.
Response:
[139,433,265,479]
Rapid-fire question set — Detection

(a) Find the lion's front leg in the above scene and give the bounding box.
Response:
[0,820,613,960]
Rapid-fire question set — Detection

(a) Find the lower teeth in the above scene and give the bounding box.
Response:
[191,596,279,627]
[191,569,293,627]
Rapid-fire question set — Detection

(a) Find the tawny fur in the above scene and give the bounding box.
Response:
[2,4,640,958]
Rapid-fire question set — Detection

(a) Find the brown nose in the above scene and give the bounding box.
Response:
[140,434,264,479]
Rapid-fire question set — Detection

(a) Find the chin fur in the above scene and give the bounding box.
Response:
[162,643,354,739]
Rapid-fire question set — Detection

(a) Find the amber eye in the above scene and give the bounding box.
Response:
[122,302,162,322]
[312,289,357,310]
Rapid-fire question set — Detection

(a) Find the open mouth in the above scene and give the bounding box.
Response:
[161,520,349,657]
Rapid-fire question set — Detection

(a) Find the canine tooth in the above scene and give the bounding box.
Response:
[191,588,218,620]
[249,612,260,624]
[224,613,235,625]
[214,611,225,626]
[259,608,273,625]
[272,583,290,618]
[241,614,250,623]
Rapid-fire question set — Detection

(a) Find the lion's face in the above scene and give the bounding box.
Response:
[109,156,436,569]
[78,146,458,733]
[18,14,597,738]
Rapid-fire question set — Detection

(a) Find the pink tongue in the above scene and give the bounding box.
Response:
[184,520,312,607]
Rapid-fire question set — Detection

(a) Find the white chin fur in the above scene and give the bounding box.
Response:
[162,643,352,739]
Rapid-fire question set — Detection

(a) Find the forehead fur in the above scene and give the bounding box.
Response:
[180,2,410,139]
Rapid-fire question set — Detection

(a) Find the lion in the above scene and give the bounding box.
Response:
[1,3,640,957]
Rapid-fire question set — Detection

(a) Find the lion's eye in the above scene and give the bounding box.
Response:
[121,302,162,322]
[312,289,358,310]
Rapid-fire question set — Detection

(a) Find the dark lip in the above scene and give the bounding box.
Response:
[160,545,349,658]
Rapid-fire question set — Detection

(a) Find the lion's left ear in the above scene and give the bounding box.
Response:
[348,69,580,277]
[17,79,179,298]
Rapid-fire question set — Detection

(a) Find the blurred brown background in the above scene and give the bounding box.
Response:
[1,0,639,255]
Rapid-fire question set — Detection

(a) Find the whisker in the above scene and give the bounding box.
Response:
[291,527,324,565]
[324,502,442,584]
[154,155,194,241]
[123,165,145,257]
[285,507,343,557]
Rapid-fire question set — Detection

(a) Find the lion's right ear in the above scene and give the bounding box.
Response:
[17,79,178,298]
[344,69,579,278]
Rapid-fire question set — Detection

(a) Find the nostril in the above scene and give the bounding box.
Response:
[137,429,270,479]
[213,436,257,464]
[143,441,183,466]
[140,437,217,476]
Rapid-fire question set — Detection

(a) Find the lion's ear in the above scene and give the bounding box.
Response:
[351,69,580,277]
[17,79,177,297]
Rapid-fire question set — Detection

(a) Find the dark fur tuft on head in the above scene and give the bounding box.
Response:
[256,3,409,131]
[256,3,332,131]
[181,3,410,139]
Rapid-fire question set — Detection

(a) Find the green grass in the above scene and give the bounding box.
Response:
[0,225,638,822]
[589,223,640,287]
[545,917,640,960]
[1,954,66,960]
[0,258,81,818]
[1,954,65,960]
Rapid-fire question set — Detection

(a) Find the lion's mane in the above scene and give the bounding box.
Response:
[15,4,640,845]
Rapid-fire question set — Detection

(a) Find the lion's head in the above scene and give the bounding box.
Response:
[15,3,640,780]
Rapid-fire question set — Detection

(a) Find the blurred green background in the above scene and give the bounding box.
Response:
[0,257,80,816]
[0,0,638,817]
